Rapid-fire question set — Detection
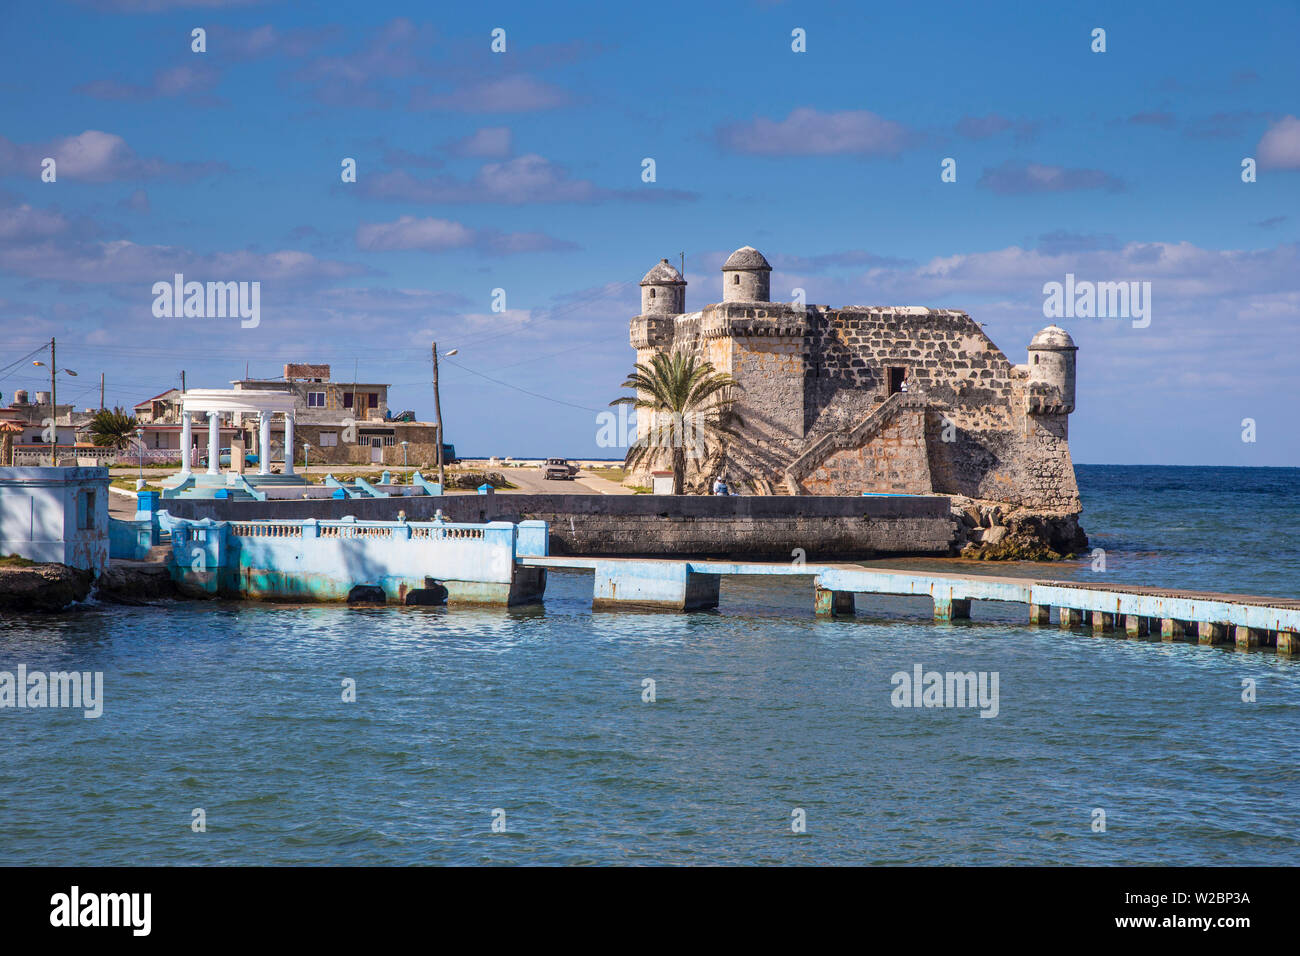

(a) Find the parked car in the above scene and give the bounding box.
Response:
[200,448,259,467]
[543,457,577,480]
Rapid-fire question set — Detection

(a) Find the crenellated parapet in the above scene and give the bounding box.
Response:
[630,314,677,350]
[699,302,810,340]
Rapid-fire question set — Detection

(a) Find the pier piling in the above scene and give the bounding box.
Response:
[1125,614,1150,636]
[1028,603,1051,625]
[1198,621,1228,645]
[814,587,855,617]
[933,596,971,621]
[1059,607,1085,629]
[1234,626,1263,649]
[1090,611,1116,633]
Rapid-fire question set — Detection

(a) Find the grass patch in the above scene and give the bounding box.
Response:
[587,466,626,482]
[0,553,38,567]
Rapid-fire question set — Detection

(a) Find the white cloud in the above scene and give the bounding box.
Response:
[717,108,912,156]
[1256,115,1300,169]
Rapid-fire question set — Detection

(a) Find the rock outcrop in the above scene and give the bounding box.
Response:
[0,563,94,612]
[950,495,1088,561]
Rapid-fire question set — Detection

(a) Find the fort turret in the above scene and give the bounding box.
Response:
[1026,324,1077,414]
[639,258,686,315]
[720,245,771,303]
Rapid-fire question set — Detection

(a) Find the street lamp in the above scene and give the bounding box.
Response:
[400,439,409,468]
[33,338,77,465]
[135,426,145,487]
[303,442,311,470]
[431,343,458,488]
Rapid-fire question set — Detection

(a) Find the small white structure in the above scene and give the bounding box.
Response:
[0,466,110,572]
[651,470,675,495]
[177,388,298,478]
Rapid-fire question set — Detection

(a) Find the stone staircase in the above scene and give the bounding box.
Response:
[782,391,930,494]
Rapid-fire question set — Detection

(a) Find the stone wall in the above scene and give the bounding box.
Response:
[160,492,958,560]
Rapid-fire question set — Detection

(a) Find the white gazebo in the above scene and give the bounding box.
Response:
[177,388,298,479]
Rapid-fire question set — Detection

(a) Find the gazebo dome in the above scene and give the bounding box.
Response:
[1028,324,1077,351]
[721,246,772,272]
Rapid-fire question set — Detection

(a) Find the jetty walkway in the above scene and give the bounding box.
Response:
[151,511,1299,653]
[521,556,1300,652]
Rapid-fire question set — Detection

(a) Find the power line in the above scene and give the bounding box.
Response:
[440,357,600,412]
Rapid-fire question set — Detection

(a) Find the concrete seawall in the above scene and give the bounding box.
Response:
[157,493,957,559]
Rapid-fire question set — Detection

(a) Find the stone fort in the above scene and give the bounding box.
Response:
[628,245,1087,553]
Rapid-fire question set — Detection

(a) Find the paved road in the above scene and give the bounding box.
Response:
[493,467,635,495]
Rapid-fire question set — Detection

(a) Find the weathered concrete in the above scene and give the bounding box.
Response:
[154,491,958,559]
[814,586,855,617]
[1059,607,1085,628]
[164,513,549,606]
[1125,614,1150,637]
[0,466,110,572]
[591,559,720,611]
[1234,625,1264,649]
[525,557,1300,651]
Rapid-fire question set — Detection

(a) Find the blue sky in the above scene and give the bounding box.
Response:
[1,0,1297,464]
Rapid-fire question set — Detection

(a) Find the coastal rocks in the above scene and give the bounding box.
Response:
[950,496,1087,561]
[0,563,94,612]
[93,563,177,605]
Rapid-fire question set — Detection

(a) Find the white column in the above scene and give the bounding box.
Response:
[258,412,271,475]
[206,412,220,474]
[283,412,295,476]
[180,412,192,474]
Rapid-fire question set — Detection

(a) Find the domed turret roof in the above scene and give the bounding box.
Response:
[1029,324,1077,350]
[721,246,772,272]
[640,258,685,286]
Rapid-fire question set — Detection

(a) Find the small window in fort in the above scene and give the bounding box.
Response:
[1033,354,1039,364]
[733,274,740,284]
[650,288,656,298]
[888,367,906,395]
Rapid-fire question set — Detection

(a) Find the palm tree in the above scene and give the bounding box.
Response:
[611,352,743,494]
[89,407,139,451]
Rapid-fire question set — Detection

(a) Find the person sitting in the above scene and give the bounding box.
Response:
[712,476,730,496]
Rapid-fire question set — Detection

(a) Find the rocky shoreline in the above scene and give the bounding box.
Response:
[948,495,1089,561]
[0,561,177,613]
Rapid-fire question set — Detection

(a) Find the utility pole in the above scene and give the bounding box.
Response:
[99,372,104,411]
[48,338,56,466]
[181,370,186,394]
[432,342,444,487]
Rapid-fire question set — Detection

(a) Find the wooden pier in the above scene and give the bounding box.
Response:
[518,556,1300,653]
